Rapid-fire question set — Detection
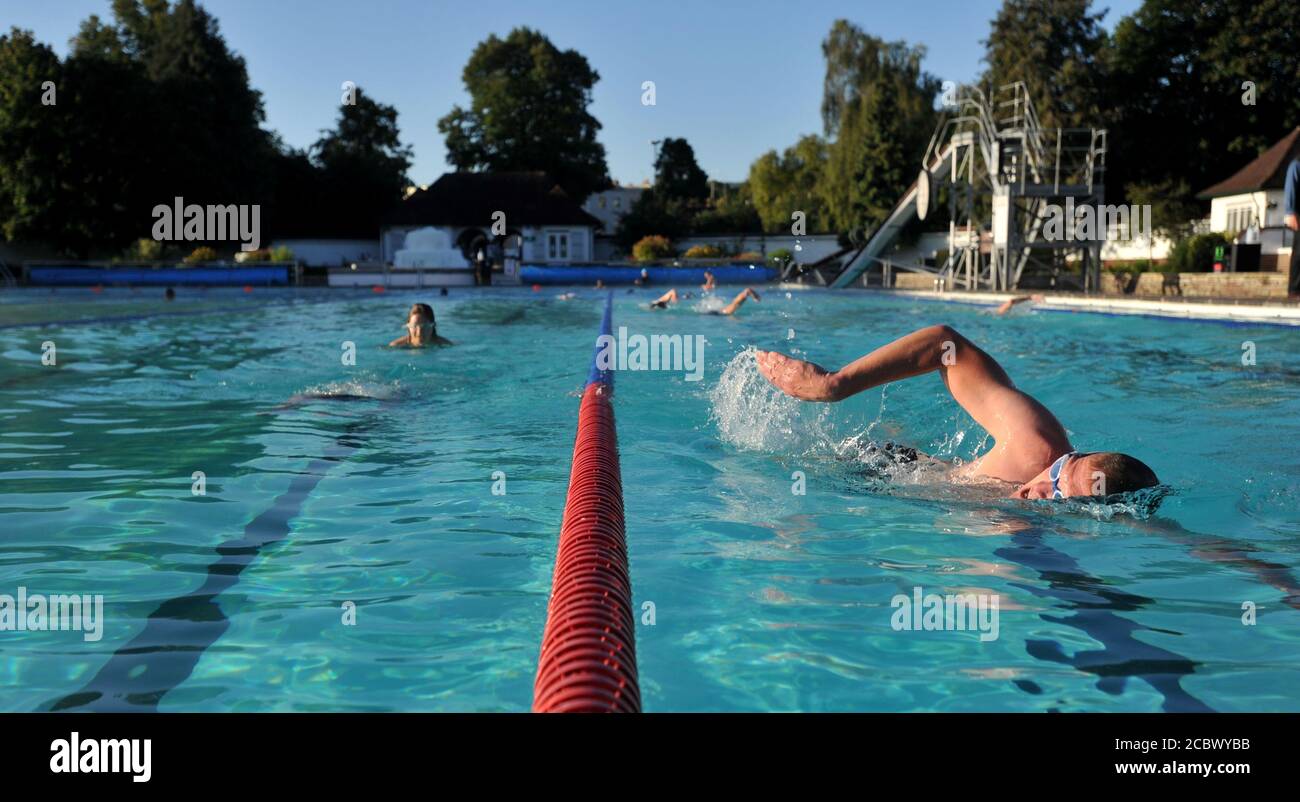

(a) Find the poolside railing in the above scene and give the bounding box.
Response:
[532,292,641,713]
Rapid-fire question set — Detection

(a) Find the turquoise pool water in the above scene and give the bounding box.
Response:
[1,286,1298,712]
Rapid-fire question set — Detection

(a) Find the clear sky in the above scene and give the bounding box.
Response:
[4,0,1142,186]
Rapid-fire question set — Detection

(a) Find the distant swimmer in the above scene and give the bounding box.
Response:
[701,270,716,291]
[389,302,452,347]
[755,324,1159,500]
[595,279,605,289]
[651,287,760,315]
[994,294,1045,315]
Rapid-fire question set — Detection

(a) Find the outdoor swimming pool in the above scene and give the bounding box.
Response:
[1,285,1298,712]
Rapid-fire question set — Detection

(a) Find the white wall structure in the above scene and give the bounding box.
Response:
[269,239,379,267]
[393,227,469,269]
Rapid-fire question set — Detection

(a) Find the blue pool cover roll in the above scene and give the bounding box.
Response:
[521,263,777,286]
[27,266,290,286]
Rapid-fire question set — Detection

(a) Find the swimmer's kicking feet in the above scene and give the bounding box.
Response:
[389,302,452,347]
[755,324,1158,500]
[651,286,760,315]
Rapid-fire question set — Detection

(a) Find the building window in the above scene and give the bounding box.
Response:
[1227,205,1253,233]
[613,198,621,209]
[548,232,569,261]
[599,197,607,208]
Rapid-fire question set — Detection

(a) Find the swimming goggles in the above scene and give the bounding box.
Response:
[1048,451,1077,499]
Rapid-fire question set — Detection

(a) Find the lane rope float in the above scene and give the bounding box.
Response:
[532,292,640,713]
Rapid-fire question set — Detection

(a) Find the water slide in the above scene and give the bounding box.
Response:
[830,141,957,288]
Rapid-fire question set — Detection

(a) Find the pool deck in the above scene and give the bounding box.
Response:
[813,287,1300,326]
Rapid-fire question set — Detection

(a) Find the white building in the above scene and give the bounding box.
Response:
[380,172,600,281]
[1197,126,1299,272]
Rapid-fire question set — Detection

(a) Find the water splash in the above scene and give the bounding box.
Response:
[1036,485,1173,521]
[708,348,832,455]
[708,350,990,492]
[691,294,726,314]
[298,377,402,401]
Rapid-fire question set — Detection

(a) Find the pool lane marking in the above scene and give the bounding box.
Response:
[46,413,372,712]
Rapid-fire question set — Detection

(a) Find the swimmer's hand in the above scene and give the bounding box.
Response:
[755,350,839,401]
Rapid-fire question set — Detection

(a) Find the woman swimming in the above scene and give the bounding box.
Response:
[389,303,453,347]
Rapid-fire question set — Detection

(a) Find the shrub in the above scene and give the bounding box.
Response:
[1166,232,1232,273]
[270,246,295,262]
[734,251,762,261]
[632,235,673,261]
[236,248,272,263]
[768,247,793,264]
[182,246,218,265]
[683,243,723,258]
[124,238,163,261]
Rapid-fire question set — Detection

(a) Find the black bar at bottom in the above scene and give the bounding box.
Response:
[0,712,1286,789]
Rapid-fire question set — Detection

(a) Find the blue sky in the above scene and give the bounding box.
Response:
[5,0,1142,185]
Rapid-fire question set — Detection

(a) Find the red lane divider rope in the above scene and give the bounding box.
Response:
[532,336,640,711]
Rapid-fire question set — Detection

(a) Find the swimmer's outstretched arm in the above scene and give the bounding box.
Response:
[388,334,411,347]
[994,294,1044,315]
[719,287,760,316]
[756,324,1061,445]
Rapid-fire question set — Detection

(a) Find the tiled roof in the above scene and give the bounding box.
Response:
[386,172,602,228]
[1197,127,1300,199]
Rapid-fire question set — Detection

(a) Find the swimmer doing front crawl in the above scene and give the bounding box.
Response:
[755,324,1159,500]
[651,286,760,315]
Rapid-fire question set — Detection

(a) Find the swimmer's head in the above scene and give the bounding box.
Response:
[406,303,437,344]
[1012,451,1158,500]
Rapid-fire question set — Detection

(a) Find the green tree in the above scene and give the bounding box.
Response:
[692,182,762,234]
[1108,0,1300,209]
[615,137,723,246]
[982,0,1110,130]
[748,134,829,233]
[57,18,161,255]
[845,86,907,236]
[653,138,708,203]
[614,191,693,249]
[110,0,271,207]
[0,29,65,245]
[439,27,609,201]
[817,22,939,241]
[312,92,413,237]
